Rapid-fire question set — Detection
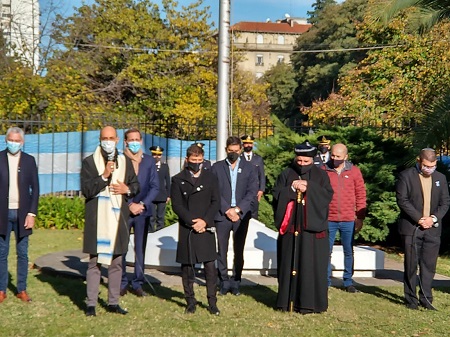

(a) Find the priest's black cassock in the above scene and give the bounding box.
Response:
[273,163,333,314]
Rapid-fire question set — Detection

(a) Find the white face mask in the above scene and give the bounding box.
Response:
[101,140,116,154]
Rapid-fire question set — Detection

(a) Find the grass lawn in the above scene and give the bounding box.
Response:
[2,229,450,337]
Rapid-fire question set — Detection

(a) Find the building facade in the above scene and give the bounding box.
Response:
[0,0,40,71]
[231,17,311,79]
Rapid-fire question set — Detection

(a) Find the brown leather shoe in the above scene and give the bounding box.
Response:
[16,291,32,302]
[0,291,6,303]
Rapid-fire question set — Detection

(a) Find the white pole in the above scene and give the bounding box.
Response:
[216,0,230,160]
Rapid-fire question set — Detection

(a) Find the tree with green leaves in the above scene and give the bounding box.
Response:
[292,0,368,109]
[261,62,297,122]
[307,0,337,25]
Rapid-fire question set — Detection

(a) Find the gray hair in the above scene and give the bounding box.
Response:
[6,127,24,141]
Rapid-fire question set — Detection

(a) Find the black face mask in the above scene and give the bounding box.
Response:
[243,146,253,153]
[227,152,239,163]
[292,161,313,175]
[332,159,345,168]
[319,146,328,154]
[187,162,202,173]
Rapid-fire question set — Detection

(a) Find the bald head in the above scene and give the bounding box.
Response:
[330,143,348,169]
[100,126,117,140]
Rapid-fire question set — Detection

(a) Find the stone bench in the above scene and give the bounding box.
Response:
[330,245,385,278]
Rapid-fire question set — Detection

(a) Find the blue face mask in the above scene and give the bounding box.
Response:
[6,141,22,154]
[128,141,141,154]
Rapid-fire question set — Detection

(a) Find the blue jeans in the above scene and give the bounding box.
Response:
[328,221,354,287]
[0,209,29,292]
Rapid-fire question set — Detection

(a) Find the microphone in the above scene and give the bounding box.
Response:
[206,227,216,233]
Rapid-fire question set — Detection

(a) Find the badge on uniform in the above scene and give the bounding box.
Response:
[436,181,440,187]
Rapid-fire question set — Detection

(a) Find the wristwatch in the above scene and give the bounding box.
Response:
[234,207,240,214]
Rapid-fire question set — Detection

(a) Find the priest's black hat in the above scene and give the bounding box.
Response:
[294,141,317,157]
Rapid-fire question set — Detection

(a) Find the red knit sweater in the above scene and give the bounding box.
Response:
[324,162,367,222]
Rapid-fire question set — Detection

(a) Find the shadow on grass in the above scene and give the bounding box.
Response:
[357,285,404,305]
[35,271,86,311]
[7,272,17,294]
[143,284,185,308]
[240,284,277,309]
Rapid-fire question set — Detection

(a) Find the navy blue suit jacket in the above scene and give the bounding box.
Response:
[0,150,39,238]
[131,154,159,217]
[211,158,258,221]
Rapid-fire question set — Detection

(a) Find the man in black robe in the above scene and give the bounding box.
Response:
[273,142,333,314]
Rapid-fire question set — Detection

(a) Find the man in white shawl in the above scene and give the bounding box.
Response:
[81,126,139,317]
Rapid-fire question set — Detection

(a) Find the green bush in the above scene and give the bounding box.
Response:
[255,116,416,243]
[36,196,85,229]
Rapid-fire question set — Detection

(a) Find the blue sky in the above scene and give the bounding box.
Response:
[45,0,319,24]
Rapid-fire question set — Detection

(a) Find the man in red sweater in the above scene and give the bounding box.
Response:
[324,143,366,293]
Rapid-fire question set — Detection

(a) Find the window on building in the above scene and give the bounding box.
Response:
[256,54,264,66]
[256,34,263,44]
[277,55,285,64]
[278,35,285,44]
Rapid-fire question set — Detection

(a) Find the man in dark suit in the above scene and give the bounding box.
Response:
[396,148,450,310]
[240,135,265,219]
[81,126,140,316]
[150,146,171,232]
[212,136,258,296]
[0,127,39,303]
[120,128,159,297]
[171,144,221,315]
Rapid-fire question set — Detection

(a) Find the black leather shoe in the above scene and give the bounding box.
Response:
[184,303,196,314]
[420,302,437,310]
[231,287,241,296]
[208,305,220,316]
[219,287,230,296]
[131,288,148,297]
[345,285,359,293]
[107,304,128,315]
[85,306,96,317]
[406,303,418,310]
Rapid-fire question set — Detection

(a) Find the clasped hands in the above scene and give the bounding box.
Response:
[192,218,207,233]
[225,208,240,222]
[292,179,308,193]
[129,203,145,215]
[418,216,434,229]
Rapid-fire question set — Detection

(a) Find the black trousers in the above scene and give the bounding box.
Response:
[216,215,250,289]
[181,261,217,307]
[150,202,166,231]
[401,230,440,306]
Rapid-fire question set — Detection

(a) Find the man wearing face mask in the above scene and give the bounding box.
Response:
[120,128,159,297]
[211,136,258,296]
[171,144,221,315]
[0,127,39,304]
[273,142,333,314]
[396,148,449,310]
[324,143,366,293]
[81,126,140,316]
[313,135,331,167]
[240,135,266,219]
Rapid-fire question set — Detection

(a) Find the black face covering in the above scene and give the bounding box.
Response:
[227,152,239,163]
[319,146,328,154]
[243,146,253,153]
[292,161,313,175]
[332,159,344,168]
[187,162,202,173]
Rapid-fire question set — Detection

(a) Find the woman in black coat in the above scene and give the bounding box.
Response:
[171,145,220,315]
